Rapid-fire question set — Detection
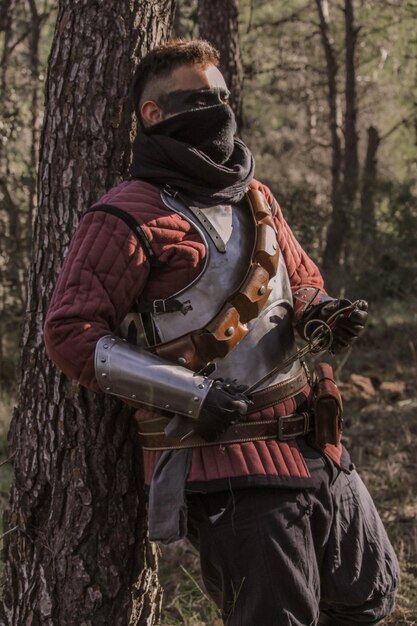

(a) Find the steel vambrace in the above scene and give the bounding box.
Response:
[94,335,214,419]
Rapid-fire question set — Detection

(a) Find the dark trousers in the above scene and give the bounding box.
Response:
[186,464,399,626]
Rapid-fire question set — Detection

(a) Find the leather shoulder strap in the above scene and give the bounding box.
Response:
[83,204,163,268]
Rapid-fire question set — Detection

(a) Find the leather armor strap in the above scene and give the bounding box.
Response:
[250,366,308,411]
[153,188,280,371]
[138,412,313,450]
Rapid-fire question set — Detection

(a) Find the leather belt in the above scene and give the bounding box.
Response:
[137,367,310,450]
[250,366,308,411]
[138,411,313,451]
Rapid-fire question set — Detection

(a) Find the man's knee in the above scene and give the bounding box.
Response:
[319,617,383,626]
[319,588,397,625]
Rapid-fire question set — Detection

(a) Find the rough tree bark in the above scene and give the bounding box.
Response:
[0,1,175,625]
[26,0,44,240]
[197,0,243,132]
[316,0,359,292]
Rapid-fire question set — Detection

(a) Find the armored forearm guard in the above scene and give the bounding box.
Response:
[95,335,213,419]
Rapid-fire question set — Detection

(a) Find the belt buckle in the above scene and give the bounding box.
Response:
[153,299,166,314]
[278,412,309,441]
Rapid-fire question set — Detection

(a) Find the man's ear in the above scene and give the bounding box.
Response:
[140,100,164,126]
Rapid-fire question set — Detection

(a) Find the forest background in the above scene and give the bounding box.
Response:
[0,0,416,624]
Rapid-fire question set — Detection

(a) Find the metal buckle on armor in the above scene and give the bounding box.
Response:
[164,184,179,198]
[278,412,311,441]
[153,299,166,314]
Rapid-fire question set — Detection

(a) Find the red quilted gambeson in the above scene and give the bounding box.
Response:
[44,179,332,489]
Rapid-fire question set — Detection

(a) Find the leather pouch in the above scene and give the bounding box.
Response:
[313,362,343,446]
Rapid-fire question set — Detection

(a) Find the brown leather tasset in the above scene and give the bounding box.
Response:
[153,188,280,371]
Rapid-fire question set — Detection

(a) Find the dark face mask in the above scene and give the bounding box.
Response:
[144,88,237,164]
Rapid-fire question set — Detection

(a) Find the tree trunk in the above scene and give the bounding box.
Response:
[315,0,345,291]
[0,2,175,625]
[360,125,380,242]
[197,0,243,133]
[340,0,359,279]
[316,0,359,293]
[27,0,43,241]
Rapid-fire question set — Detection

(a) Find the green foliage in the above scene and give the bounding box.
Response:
[0,1,57,387]
[353,181,417,300]
[158,545,221,625]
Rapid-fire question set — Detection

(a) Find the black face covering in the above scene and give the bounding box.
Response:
[144,102,237,164]
[130,88,255,204]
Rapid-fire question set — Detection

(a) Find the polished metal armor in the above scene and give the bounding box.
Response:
[95,190,302,413]
[149,191,302,390]
[95,335,213,418]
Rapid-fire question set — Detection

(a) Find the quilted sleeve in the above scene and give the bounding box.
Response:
[44,211,150,390]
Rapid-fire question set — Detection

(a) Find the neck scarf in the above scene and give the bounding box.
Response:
[130,105,255,204]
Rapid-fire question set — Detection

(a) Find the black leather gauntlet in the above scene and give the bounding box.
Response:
[195,380,251,442]
[298,298,368,354]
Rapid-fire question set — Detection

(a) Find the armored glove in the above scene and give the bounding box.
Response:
[299,298,368,354]
[194,379,251,442]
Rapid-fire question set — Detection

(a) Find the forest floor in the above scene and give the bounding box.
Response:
[0,302,416,625]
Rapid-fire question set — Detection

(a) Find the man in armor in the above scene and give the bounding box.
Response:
[44,39,399,626]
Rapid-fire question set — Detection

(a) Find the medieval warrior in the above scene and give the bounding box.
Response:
[44,39,399,626]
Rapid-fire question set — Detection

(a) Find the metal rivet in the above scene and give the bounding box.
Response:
[103,344,109,349]
[193,396,199,402]
[101,373,107,378]
[178,357,186,365]
[258,286,266,296]
[198,383,204,389]
[188,410,193,415]
[165,404,170,409]
[225,327,234,337]
[111,338,116,342]
[100,357,107,363]
[105,386,111,391]
[131,394,136,399]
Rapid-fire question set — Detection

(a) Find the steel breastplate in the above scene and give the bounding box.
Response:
[132,191,302,392]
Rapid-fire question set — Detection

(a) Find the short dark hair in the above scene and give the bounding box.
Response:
[130,38,220,120]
